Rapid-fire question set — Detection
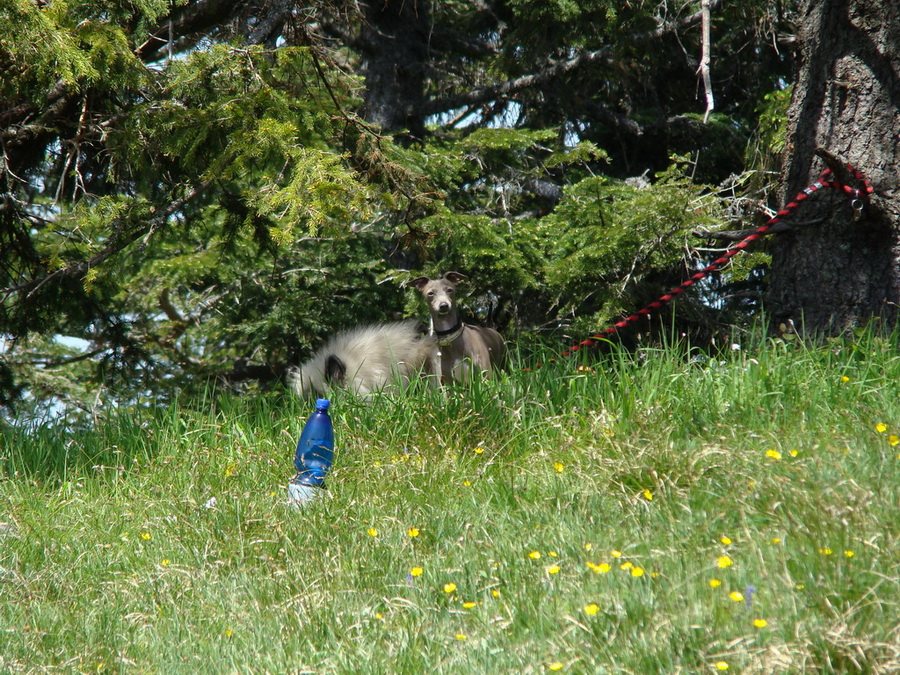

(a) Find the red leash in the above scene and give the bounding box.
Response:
[561,164,875,356]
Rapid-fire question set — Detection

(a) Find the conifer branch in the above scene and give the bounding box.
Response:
[2,181,209,301]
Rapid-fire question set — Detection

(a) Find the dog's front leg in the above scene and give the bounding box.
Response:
[423,347,443,389]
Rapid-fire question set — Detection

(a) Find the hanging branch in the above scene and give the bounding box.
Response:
[699,0,715,123]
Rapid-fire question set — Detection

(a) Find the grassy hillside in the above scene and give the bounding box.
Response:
[2,331,899,673]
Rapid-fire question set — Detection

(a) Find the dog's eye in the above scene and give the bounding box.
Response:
[427,291,435,297]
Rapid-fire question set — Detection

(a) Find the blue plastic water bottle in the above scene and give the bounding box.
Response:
[292,398,334,490]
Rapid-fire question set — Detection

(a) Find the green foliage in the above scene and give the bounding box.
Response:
[0,0,160,96]
[502,0,634,54]
[408,130,721,332]
[545,165,714,322]
[2,32,397,411]
[1,0,802,413]
[747,85,794,172]
[2,331,899,671]
[666,113,748,183]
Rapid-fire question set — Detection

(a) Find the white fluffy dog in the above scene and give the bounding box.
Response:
[289,320,435,397]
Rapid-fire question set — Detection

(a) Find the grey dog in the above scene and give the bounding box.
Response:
[411,272,505,384]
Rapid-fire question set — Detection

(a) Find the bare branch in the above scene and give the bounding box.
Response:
[136,0,243,62]
[694,218,826,241]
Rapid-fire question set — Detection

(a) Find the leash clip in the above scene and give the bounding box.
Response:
[851,198,864,221]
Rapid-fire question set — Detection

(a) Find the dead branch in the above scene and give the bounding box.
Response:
[694,218,826,241]
[698,0,715,123]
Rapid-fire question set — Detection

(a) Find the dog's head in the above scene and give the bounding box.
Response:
[411,272,467,316]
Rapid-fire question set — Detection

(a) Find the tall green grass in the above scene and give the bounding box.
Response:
[2,330,899,673]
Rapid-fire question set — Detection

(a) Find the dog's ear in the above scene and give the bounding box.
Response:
[410,276,430,291]
[325,355,346,384]
[443,271,467,285]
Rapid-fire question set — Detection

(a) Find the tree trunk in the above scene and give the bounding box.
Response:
[765,0,900,335]
[357,0,431,139]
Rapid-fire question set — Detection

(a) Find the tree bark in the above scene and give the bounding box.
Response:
[765,0,900,335]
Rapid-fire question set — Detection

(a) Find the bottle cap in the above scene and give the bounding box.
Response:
[315,398,330,410]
